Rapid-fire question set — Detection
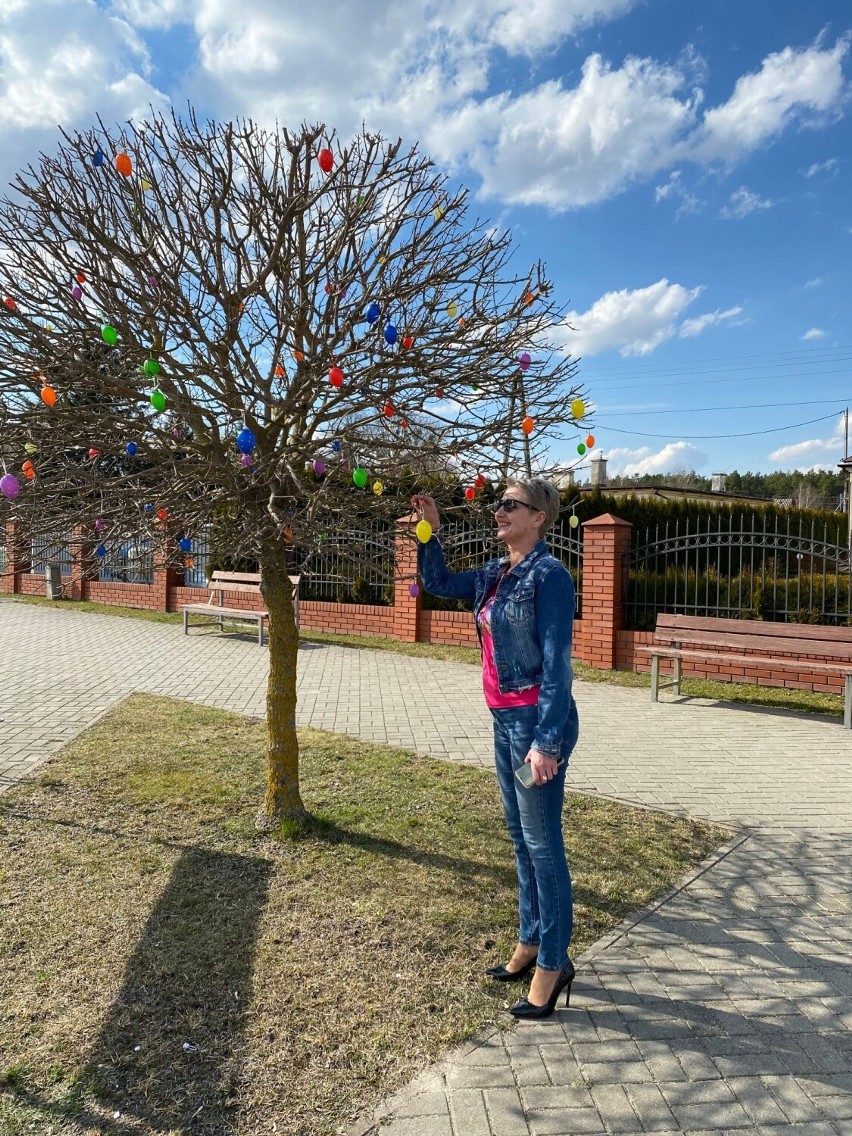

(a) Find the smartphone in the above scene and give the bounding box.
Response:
[515,759,564,789]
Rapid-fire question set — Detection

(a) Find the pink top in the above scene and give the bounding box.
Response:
[477,588,541,709]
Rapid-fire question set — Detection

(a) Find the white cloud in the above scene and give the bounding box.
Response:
[693,38,850,162]
[719,186,774,219]
[768,414,846,466]
[653,169,703,215]
[112,0,194,27]
[804,157,839,177]
[605,441,709,477]
[0,0,168,183]
[801,327,827,340]
[429,54,701,209]
[561,280,741,358]
[679,305,743,337]
[804,277,824,288]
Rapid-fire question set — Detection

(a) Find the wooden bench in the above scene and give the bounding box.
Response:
[637,614,852,729]
[181,571,300,646]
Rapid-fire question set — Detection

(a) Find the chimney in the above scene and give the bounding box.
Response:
[590,455,608,488]
[711,472,727,493]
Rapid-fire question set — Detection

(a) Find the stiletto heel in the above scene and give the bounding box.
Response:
[508,959,575,1019]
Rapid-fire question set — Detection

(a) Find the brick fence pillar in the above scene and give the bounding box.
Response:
[581,513,632,671]
[393,516,422,642]
[2,521,28,594]
[153,542,180,612]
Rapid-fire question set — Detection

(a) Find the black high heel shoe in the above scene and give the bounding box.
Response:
[508,959,575,1019]
[485,953,538,983]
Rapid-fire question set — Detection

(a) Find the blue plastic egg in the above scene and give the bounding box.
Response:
[236,427,255,454]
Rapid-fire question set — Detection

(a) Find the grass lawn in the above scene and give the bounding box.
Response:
[0,695,729,1136]
[3,593,847,721]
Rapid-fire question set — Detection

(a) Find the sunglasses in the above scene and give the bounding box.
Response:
[491,498,541,515]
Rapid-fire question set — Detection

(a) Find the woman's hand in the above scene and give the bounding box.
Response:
[410,494,441,531]
[525,748,560,786]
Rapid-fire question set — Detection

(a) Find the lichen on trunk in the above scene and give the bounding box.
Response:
[258,539,305,827]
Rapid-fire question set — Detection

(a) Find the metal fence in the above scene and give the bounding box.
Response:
[30,532,73,576]
[437,516,583,615]
[183,527,212,587]
[294,520,396,605]
[627,512,852,630]
[99,538,154,585]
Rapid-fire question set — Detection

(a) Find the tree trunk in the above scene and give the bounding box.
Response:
[257,538,306,827]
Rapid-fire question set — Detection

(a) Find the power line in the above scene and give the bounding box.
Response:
[586,366,852,395]
[578,343,852,380]
[593,412,840,440]
[594,399,848,417]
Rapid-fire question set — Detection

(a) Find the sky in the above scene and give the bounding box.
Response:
[0,0,850,480]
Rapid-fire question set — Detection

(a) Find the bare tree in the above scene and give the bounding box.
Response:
[0,110,585,824]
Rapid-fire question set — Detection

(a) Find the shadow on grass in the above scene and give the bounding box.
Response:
[82,847,271,1133]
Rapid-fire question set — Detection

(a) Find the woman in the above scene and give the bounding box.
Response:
[411,479,579,1019]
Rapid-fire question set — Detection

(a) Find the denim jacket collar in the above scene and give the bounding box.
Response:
[499,539,550,579]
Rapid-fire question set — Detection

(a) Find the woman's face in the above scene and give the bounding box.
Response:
[494,487,545,547]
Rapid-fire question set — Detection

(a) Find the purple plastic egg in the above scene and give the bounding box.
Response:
[519,352,531,371]
[408,582,420,598]
[71,285,83,301]
[312,460,327,476]
[0,473,20,500]
[240,453,253,467]
[94,518,106,531]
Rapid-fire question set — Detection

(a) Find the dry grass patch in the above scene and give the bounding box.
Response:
[0,695,728,1136]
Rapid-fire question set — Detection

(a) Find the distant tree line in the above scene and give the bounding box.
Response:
[596,468,847,511]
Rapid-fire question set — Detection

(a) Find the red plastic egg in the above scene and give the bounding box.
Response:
[465,487,475,501]
[318,148,334,173]
[329,366,344,387]
[402,335,414,350]
[383,401,395,417]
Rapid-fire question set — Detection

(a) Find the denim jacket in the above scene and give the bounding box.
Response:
[418,534,576,759]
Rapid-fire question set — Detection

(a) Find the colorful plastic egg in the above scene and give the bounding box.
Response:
[318,148,334,173]
[329,366,344,387]
[352,467,367,488]
[0,474,20,499]
[150,389,166,411]
[236,427,256,454]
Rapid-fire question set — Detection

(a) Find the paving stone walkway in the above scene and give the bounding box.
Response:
[2,598,851,1135]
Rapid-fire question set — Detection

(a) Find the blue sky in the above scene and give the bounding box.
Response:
[1,0,850,478]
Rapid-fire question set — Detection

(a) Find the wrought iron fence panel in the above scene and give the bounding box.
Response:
[30,532,72,576]
[627,512,851,630]
[439,517,583,615]
[99,537,154,585]
[294,521,396,605]
[183,526,211,587]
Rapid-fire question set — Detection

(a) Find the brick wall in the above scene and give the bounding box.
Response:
[3,517,847,697]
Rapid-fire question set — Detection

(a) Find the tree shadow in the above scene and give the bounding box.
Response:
[78,846,272,1133]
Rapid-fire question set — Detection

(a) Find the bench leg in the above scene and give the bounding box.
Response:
[650,655,660,702]
[258,618,263,647]
[183,610,189,635]
[674,657,682,696]
[845,675,852,730]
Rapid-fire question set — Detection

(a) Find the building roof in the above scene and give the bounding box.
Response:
[578,484,772,505]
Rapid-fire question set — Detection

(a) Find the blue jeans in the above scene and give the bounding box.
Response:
[491,702,578,971]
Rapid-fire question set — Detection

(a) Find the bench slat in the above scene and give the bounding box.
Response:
[652,628,852,661]
[182,605,268,618]
[655,613,852,644]
[637,645,852,674]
